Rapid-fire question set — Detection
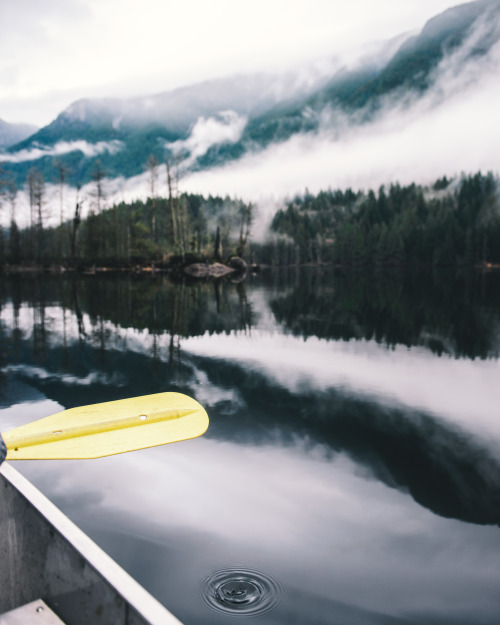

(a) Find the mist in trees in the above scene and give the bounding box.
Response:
[264,172,500,268]
[0,152,256,268]
[0,162,498,271]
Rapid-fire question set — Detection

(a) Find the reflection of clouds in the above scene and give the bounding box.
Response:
[17,436,500,621]
[182,332,500,447]
[3,318,498,527]
[3,294,500,449]
[3,364,126,388]
[190,369,244,412]
[0,397,62,432]
[0,301,161,356]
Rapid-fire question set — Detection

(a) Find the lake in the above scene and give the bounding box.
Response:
[0,268,499,625]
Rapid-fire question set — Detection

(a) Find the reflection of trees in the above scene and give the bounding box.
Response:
[270,269,500,359]
[0,274,254,339]
[0,274,255,386]
[1,269,499,364]
[1,271,500,526]
[76,275,254,340]
[2,313,499,529]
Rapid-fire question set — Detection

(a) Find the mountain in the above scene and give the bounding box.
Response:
[0,119,38,150]
[0,72,330,187]
[197,0,500,169]
[1,0,499,190]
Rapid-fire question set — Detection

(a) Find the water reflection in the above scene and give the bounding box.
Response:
[270,268,500,359]
[1,273,500,529]
[2,268,500,359]
[14,438,500,625]
[1,271,500,624]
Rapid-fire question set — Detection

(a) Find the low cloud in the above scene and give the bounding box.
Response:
[10,12,497,237]
[166,111,247,168]
[179,16,500,206]
[0,139,123,163]
[0,0,457,127]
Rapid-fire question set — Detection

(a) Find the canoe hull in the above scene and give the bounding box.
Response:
[0,464,182,625]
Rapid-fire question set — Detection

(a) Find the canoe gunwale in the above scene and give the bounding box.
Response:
[0,464,183,625]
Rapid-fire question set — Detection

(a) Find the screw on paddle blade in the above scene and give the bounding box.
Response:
[1,392,209,461]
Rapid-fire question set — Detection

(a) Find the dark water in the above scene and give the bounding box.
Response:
[1,269,500,625]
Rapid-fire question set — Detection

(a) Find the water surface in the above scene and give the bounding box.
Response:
[0,269,499,624]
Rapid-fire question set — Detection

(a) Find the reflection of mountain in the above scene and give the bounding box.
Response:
[194,355,500,528]
[1,272,500,527]
[1,327,499,529]
[270,268,500,359]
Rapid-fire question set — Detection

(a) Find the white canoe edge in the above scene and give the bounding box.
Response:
[0,463,184,625]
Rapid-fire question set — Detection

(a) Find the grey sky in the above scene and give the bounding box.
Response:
[0,0,459,127]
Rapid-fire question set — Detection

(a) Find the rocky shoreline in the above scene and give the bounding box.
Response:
[1,256,260,280]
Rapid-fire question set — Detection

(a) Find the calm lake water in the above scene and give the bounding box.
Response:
[1,268,500,624]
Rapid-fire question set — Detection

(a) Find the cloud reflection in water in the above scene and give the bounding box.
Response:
[2,273,500,624]
[17,432,500,624]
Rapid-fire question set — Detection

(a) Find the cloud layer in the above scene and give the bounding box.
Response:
[0,139,123,163]
[166,111,247,168]
[180,29,500,201]
[0,0,458,126]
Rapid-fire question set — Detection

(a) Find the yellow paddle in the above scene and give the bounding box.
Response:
[0,392,208,464]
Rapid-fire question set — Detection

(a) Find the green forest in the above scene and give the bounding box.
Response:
[0,159,253,268]
[0,165,498,270]
[263,172,500,267]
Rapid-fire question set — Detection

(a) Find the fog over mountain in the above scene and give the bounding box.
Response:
[0,119,38,150]
[1,0,499,224]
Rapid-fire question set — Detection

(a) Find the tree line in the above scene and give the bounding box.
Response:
[0,156,253,267]
[261,172,500,267]
[1,160,498,269]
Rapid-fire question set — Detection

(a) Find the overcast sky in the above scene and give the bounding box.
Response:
[0,0,459,127]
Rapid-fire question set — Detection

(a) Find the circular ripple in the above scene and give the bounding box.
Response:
[201,567,285,616]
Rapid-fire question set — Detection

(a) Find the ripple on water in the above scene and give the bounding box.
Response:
[201,567,285,617]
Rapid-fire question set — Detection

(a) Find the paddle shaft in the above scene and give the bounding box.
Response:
[0,392,208,462]
[5,407,198,451]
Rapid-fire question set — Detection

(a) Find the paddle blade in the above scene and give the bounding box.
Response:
[2,392,208,461]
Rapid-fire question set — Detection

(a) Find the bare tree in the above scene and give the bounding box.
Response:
[26,168,46,260]
[34,170,46,260]
[146,154,159,244]
[6,179,20,263]
[0,171,20,263]
[0,165,6,199]
[54,161,71,223]
[0,167,5,263]
[26,167,38,258]
[90,160,106,259]
[6,178,17,223]
[91,159,106,214]
[54,160,71,259]
[172,156,188,260]
[165,154,179,253]
[0,165,6,220]
[71,183,83,263]
[236,201,254,257]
